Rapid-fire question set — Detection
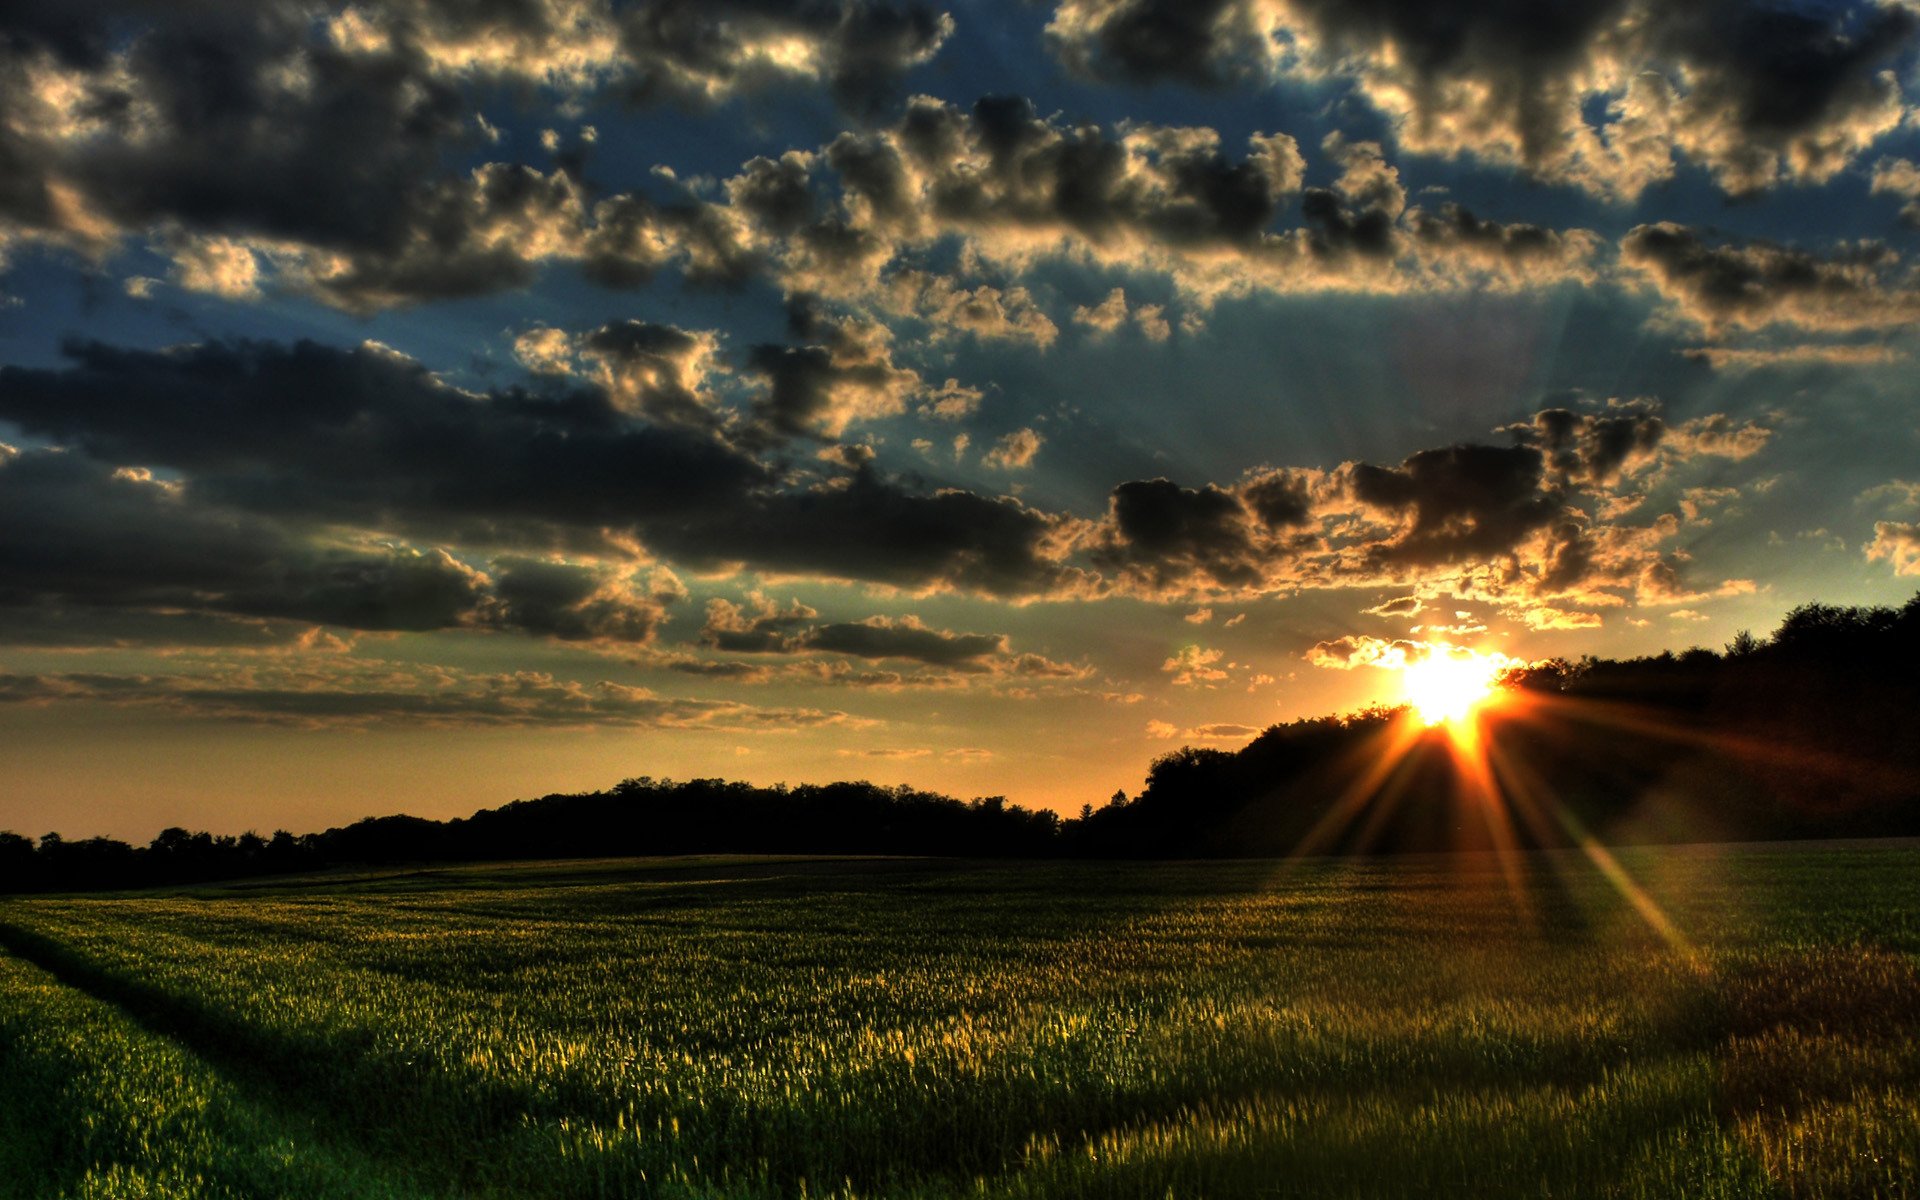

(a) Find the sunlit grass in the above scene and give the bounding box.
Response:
[1,847,1917,1198]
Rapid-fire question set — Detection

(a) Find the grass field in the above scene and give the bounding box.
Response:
[2,845,1918,1199]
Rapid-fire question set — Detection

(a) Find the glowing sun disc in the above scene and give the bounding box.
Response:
[1401,651,1504,726]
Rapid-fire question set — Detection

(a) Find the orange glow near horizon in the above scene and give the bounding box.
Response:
[1270,660,1702,960]
[1398,646,1512,728]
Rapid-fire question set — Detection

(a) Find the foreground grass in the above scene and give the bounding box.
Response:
[1,846,1917,1198]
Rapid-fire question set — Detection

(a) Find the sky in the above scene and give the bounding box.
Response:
[5,0,1920,840]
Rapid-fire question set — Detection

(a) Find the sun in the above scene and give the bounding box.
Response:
[1400,648,1509,726]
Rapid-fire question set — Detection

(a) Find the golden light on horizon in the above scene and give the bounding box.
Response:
[1399,646,1511,727]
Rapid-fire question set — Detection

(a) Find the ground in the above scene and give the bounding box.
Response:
[2,846,1918,1198]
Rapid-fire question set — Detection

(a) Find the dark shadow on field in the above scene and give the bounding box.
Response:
[0,923,480,1196]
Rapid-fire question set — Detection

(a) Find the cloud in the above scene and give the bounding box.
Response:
[700,594,819,653]
[1306,634,1414,671]
[1622,223,1920,334]
[801,616,1007,670]
[982,428,1045,470]
[1866,521,1920,576]
[919,378,984,422]
[1090,477,1267,593]
[748,307,923,441]
[0,338,766,544]
[1189,722,1258,740]
[0,0,947,309]
[1364,595,1422,618]
[696,604,1087,681]
[0,448,690,644]
[0,662,856,731]
[1143,717,1257,741]
[1506,403,1667,487]
[1871,157,1920,227]
[8,31,1613,318]
[1073,287,1131,334]
[0,337,1086,600]
[1348,443,1560,568]
[1085,398,1770,620]
[489,557,685,642]
[887,272,1059,348]
[1162,643,1228,685]
[1044,0,1919,201]
[1071,286,1177,339]
[1683,343,1903,370]
[517,320,728,429]
[605,0,953,114]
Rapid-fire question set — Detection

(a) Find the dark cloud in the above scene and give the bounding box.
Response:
[1509,404,1665,486]
[612,0,952,115]
[0,0,952,311]
[489,557,683,642]
[0,448,491,631]
[746,305,921,442]
[700,595,819,654]
[1044,0,1917,198]
[895,95,1301,249]
[654,462,1084,598]
[1,337,1085,600]
[0,448,685,642]
[0,665,853,730]
[1348,443,1558,567]
[801,617,1005,670]
[0,337,766,543]
[1045,0,1286,86]
[1240,469,1314,529]
[1621,223,1920,333]
[515,319,728,430]
[695,602,1076,680]
[0,2,491,289]
[0,607,336,650]
[1091,478,1261,592]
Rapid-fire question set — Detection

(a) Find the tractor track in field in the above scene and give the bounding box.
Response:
[0,917,463,1198]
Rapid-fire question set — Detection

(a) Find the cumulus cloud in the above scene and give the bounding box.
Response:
[748,307,923,441]
[1866,521,1920,576]
[6,23,1613,319]
[1162,643,1228,685]
[982,427,1045,470]
[887,272,1059,347]
[1085,396,1770,623]
[1073,287,1131,334]
[1071,286,1177,339]
[1306,633,1415,671]
[516,320,728,429]
[1044,0,1918,201]
[1871,157,1920,227]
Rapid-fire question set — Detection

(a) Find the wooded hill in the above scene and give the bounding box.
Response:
[6,594,1918,892]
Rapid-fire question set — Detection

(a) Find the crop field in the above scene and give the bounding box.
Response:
[2,846,1918,1199]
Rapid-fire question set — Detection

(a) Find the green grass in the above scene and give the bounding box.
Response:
[2,845,1918,1198]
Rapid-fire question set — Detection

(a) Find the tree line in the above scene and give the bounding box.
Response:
[5,593,1919,892]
